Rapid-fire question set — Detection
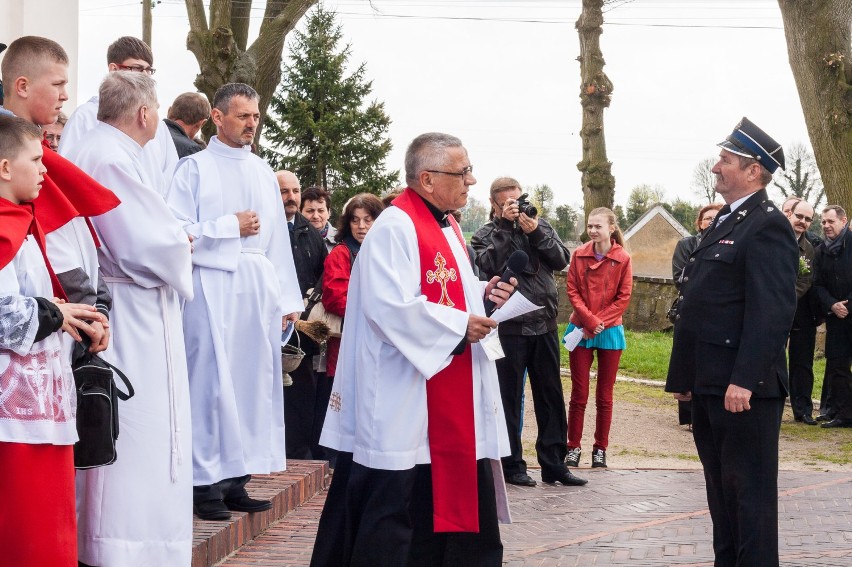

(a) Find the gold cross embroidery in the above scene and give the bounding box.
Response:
[426,251,458,307]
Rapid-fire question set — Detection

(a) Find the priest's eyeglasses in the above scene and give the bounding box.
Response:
[425,165,474,178]
[116,64,156,75]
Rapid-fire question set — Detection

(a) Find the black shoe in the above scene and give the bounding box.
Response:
[194,499,232,521]
[801,415,818,425]
[591,448,607,468]
[505,472,537,487]
[565,447,581,468]
[541,469,588,486]
[815,414,834,422]
[820,418,852,429]
[224,495,273,513]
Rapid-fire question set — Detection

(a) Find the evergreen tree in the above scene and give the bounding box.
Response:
[263,4,399,211]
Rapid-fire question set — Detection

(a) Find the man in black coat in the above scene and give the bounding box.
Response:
[164,92,210,158]
[276,170,329,459]
[812,204,852,428]
[666,117,798,567]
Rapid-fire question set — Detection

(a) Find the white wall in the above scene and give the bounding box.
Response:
[1,0,81,110]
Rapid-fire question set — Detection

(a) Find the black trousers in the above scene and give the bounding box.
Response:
[788,323,817,419]
[495,329,568,477]
[284,355,318,460]
[310,454,502,567]
[824,356,852,420]
[311,371,337,465]
[193,474,251,504]
[692,394,783,567]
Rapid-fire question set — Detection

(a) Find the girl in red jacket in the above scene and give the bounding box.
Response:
[564,207,633,469]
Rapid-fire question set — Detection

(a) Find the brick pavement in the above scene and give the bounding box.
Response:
[217,468,852,566]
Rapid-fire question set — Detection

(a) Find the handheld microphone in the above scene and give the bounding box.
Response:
[484,250,528,316]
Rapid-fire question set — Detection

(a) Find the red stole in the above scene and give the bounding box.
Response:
[34,141,121,241]
[0,198,67,300]
[393,188,479,533]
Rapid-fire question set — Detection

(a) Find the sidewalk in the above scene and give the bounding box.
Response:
[218,468,852,566]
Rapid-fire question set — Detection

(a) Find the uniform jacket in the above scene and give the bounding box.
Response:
[812,228,852,358]
[471,216,569,335]
[665,189,798,398]
[290,212,328,297]
[566,240,633,335]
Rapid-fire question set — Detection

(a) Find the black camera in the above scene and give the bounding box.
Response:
[515,193,538,218]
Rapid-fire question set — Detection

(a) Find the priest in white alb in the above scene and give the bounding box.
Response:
[167,83,303,522]
[65,71,195,567]
[311,133,516,567]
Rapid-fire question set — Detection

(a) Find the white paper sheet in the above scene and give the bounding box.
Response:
[562,326,585,352]
[491,292,543,323]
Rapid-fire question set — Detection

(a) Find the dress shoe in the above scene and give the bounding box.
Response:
[194,499,232,521]
[540,469,588,486]
[224,495,273,513]
[801,415,817,425]
[820,418,852,429]
[505,472,537,487]
[815,414,834,422]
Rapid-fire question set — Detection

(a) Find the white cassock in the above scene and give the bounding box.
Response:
[67,122,195,567]
[59,95,179,196]
[320,206,511,518]
[167,136,302,486]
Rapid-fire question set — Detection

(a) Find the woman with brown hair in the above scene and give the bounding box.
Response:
[564,207,633,469]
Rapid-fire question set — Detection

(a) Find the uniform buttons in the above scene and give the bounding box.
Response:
[689,258,695,262]
[725,339,730,344]
[676,314,681,320]
[714,253,720,258]
[679,296,684,301]
[758,381,765,386]
[683,277,689,282]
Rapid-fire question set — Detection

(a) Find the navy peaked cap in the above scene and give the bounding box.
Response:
[717,117,785,173]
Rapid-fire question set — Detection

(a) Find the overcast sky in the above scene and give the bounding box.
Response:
[74,0,809,210]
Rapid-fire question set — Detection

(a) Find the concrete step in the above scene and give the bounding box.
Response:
[191,460,329,567]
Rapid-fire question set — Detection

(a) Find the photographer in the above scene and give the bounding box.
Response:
[472,177,585,487]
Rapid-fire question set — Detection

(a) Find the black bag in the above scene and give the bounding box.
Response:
[667,297,680,325]
[71,342,134,469]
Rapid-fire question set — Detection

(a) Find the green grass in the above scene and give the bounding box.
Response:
[557,324,827,399]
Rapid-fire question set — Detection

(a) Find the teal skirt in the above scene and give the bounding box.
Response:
[563,323,626,350]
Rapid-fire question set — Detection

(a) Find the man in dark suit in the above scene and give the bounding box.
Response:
[666,117,798,567]
[812,205,852,429]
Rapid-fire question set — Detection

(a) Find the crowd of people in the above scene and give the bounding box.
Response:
[2,29,847,567]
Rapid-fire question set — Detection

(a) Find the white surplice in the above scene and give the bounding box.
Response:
[60,95,179,196]
[67,122,195,567]
[167,136,302,486]
[319,206,511,518]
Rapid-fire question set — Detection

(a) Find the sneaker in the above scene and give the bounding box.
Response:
[592,448,607,468]
[565,447,581,468]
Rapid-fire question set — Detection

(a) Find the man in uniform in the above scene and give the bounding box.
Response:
[666,117,798,566]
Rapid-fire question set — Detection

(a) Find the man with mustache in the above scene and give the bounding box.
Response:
[167,83,303,521]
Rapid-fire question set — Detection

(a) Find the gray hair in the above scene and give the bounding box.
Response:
[404,132,464,182]
[212,83,258,114]
[97,70,157,125]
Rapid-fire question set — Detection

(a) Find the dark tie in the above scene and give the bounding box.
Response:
[711,204,732,232]
[288,221,294,233]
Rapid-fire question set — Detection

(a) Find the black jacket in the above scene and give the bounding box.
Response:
[812,228,852,358]
[793,233,821,330]
[289,212,328,297]
[164,119,203,159]
[471,216,569,335]
[666,190,798,398]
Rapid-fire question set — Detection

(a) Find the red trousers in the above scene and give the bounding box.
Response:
[567,347,622,450]
[0,441,77,566]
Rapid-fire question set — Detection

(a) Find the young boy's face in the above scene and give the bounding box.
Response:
[0,137,47,204]
[22,61,69,126]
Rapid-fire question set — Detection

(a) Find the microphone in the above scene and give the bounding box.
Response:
[484,250,528,316]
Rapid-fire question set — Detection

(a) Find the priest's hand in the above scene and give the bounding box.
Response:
[236,210,260,236]
[282,312,299,328]
[86,321,110,353]
[485,276,518,310]
[55,302,108,343]
[466,314,497,343]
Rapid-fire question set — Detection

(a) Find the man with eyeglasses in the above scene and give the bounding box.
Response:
[59,36,179,196]
[812,205,852,428]
[471,177,585,486]
[666,118,798,566]
[784,199,821,425]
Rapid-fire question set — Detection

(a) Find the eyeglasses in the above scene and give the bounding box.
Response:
[116,64,156,75]
[793,212,813,223]
[425,165,474,178]
[701,216,716,223]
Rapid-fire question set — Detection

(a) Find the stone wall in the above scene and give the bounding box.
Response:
[554,273,678,332]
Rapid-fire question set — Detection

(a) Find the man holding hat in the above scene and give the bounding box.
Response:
[666,117,798,566]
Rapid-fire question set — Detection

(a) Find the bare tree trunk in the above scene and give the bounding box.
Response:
[184,0,316,145]
[576,0,615,229]
[143,0,153,48]
[778,0,852,212]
